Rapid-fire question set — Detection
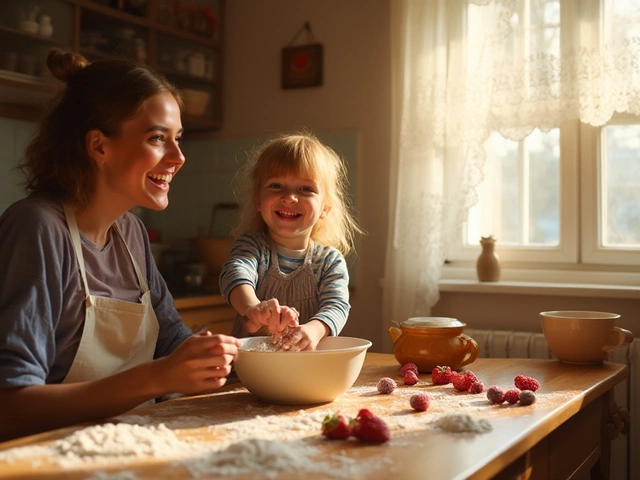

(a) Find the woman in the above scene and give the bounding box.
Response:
[0,49,240,441]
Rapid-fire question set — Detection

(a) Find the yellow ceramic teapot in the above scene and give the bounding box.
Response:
[389,317,479,372]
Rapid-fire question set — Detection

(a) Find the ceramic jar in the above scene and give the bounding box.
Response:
[476,235,501,282]
[187,52,206,77]
[38,15,53,37]
[388,317,479,372]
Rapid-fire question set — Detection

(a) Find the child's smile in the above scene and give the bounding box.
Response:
[258,175,328,249]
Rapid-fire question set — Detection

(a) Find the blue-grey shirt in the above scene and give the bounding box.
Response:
[0,194,192,386]
[219,231,351,336]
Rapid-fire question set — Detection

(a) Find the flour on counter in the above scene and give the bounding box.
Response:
[430,413,492,434]
[183,438,387,479]
[89,471,140,480]
[0,423,208,469]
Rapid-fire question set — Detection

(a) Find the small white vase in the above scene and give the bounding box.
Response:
[38,15,53,37]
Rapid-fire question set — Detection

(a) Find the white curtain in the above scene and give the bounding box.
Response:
[382,0,640,351]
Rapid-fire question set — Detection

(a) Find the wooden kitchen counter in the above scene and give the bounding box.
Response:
[0,356,628,480]
[173,294,235,335]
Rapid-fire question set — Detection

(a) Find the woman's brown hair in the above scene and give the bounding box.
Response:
[19,49,181,206]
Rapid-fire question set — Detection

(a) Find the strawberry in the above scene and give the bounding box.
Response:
[431,365,453,385]
[403,370,419,385]
[400,363,419,376]
[514,375,540,392]
[350,408,390,444]
[321,413,351,440]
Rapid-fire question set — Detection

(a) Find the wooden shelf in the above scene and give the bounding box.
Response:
[0,0,223,131]
[0,26,69,47]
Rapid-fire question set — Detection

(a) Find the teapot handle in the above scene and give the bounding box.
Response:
[459,334,479,367]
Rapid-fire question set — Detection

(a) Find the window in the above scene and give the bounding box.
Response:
[447,0,640,272]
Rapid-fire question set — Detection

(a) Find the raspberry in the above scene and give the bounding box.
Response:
[469,381,484,394]
[400,363,419,376]
[377,377,397,394]
[451,373,468,391]
[464,371,479,384]
[487,386,505,404]
[451,371,478,392]
[514,375,540,392]
[410,393,430,412]
[519,390,537,406]
[403,370,419,385]
[504,389,521,404]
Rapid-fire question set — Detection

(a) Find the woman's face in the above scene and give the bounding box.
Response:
[99,92,184,212]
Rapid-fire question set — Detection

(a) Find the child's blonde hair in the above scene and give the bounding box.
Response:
[233,129,363,255]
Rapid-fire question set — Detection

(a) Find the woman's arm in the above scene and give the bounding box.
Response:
[0,333,240,442]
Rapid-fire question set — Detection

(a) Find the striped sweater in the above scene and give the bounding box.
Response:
[219,231,350,336]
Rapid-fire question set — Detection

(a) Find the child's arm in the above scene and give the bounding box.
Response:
[228,285,299,334]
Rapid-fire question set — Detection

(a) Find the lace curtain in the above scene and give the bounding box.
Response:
[381,0,640,351]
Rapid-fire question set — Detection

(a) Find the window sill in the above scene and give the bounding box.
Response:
[440,267,640,299]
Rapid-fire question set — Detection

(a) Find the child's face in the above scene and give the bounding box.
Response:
[257,174,329,250]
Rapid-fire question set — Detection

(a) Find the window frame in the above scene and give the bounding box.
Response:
[581,114,640,266]
[445,0,640,276]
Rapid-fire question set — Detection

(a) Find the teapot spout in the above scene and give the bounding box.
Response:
[389,323,402,343]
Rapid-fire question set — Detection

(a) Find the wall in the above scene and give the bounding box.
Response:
[432,292,639,334]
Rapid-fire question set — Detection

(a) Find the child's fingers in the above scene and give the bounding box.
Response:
[267,298,282,317]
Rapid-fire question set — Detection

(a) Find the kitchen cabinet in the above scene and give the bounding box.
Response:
[0,0,223,132]
[174,294,235,335]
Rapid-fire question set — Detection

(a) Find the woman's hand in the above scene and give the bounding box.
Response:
[154,333,241,394]
[244,298,299,334]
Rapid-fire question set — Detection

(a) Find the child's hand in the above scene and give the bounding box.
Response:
[280,321,327,351]
[157,333,241,394]
[245,298,299,334]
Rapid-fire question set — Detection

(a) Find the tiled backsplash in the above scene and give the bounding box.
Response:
[0,117,37,214]
[0,116,358,272]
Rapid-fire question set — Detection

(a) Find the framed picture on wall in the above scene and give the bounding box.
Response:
[281,44,323,89]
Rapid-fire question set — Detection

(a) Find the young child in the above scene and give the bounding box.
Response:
[219,130,363,351]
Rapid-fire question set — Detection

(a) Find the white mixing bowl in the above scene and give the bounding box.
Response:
[234,336,372,405]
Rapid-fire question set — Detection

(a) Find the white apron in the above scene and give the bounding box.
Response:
[231,239,319,338]
[62,204,159,389]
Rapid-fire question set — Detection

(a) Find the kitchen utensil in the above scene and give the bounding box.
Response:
[234,336,372,404]
[389,317,479,372]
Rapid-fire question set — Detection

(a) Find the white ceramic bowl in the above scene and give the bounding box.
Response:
[234,336,372,405]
